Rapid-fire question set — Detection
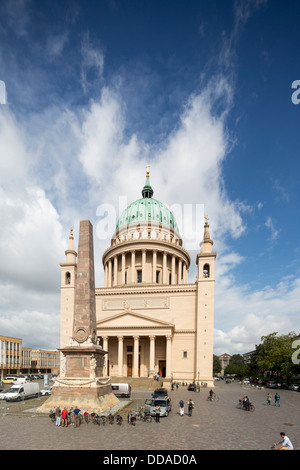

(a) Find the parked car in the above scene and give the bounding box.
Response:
[40,386,52,396]
[151,388,168,399]
[2,376,18,384]
[145,397,172,417]
[288,384,299,391]
[188,383,197,391]
[267,381,279,388]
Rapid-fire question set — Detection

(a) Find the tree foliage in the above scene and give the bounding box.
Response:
[221,332,299,382]
[255,331,299,382]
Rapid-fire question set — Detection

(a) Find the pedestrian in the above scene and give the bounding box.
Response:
[267,393,272,406]
[273,432,293,450]
[274,392,280,407]
[179,399,185,416]
[55,406,61,426]
[188,398,194,416]
[61,406,68,427]
[73,405,81,427]
[155,404,161,423]
[69,406,75,426]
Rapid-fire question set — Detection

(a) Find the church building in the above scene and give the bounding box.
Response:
[60,169,216,386]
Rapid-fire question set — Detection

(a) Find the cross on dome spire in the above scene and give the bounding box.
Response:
[142,164,154,198]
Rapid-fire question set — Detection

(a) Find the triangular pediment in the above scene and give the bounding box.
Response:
[97,310,174,330]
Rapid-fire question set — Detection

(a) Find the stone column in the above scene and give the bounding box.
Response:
[166,335,172,378]
[102,336,108,376]
[118,336,124,376]
[183,263,187,284]
[163,252,167,284]
[121,253,126,284]
[178,259,182,284]
[108,259,112,288]
[113,255,118,286]
[131,251,135,283]
[142,250,146,283]
[152,250,157,283]
[171,255,176,285]
[133,335,139,377]
[104,263,108,287]
[149,335,155,376]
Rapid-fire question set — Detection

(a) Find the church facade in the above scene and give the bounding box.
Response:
[60,170,216,386]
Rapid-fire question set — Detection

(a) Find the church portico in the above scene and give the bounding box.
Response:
[98,311,174,379]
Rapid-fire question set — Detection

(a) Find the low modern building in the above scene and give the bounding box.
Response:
[0,335,60,379]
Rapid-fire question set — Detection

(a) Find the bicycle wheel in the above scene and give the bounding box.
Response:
[249,404,255,412]
[236,402,242,409]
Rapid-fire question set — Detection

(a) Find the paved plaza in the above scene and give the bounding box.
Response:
[0,381,299,451]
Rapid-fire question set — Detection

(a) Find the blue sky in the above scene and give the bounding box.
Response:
[0,0,299,355]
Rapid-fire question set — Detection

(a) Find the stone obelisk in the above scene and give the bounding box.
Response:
[39,220,119,412]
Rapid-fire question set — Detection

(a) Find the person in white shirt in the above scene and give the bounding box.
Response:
[273,432,294,450]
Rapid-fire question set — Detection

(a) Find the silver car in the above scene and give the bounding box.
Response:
[145,397,172,417]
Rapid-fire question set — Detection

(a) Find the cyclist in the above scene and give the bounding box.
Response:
[208,389,215,400]
[242,395,250,411]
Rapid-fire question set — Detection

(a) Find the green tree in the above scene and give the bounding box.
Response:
[225,355,250,377]
[255,332,299,383]
[213,354,221,375]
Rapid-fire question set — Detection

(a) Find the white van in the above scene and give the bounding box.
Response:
[5,382,39,401]
[111,383,131,398]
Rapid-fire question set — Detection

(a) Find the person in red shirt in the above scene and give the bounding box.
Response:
[61,407,68,427]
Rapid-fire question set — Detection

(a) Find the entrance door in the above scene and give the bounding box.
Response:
[159,360,166,378]
[127,355,133,376]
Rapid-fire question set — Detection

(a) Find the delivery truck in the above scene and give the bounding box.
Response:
[5,382,39,401]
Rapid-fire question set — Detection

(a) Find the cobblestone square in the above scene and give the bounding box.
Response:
[0,381,299,451]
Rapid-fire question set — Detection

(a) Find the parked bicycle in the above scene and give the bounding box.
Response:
[128,412,137,426]
[116,414,123,425]
[207,394,219,402]
[84,412,89,424]
[236,399,255,412]
[108,413,114,424]
[49,409,55,423]
[137,409,152,423]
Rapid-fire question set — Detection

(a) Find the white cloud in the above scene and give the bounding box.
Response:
[265,216,280,241]
[80,32,105,93]
[214,272,300,355]
[0,80,6,104]
[0,108,65,348]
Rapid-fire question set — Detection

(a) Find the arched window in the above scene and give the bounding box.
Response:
[203,264,210,278]
[65,272,71,285]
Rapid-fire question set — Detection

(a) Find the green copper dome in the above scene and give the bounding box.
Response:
[116,172,179,233]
